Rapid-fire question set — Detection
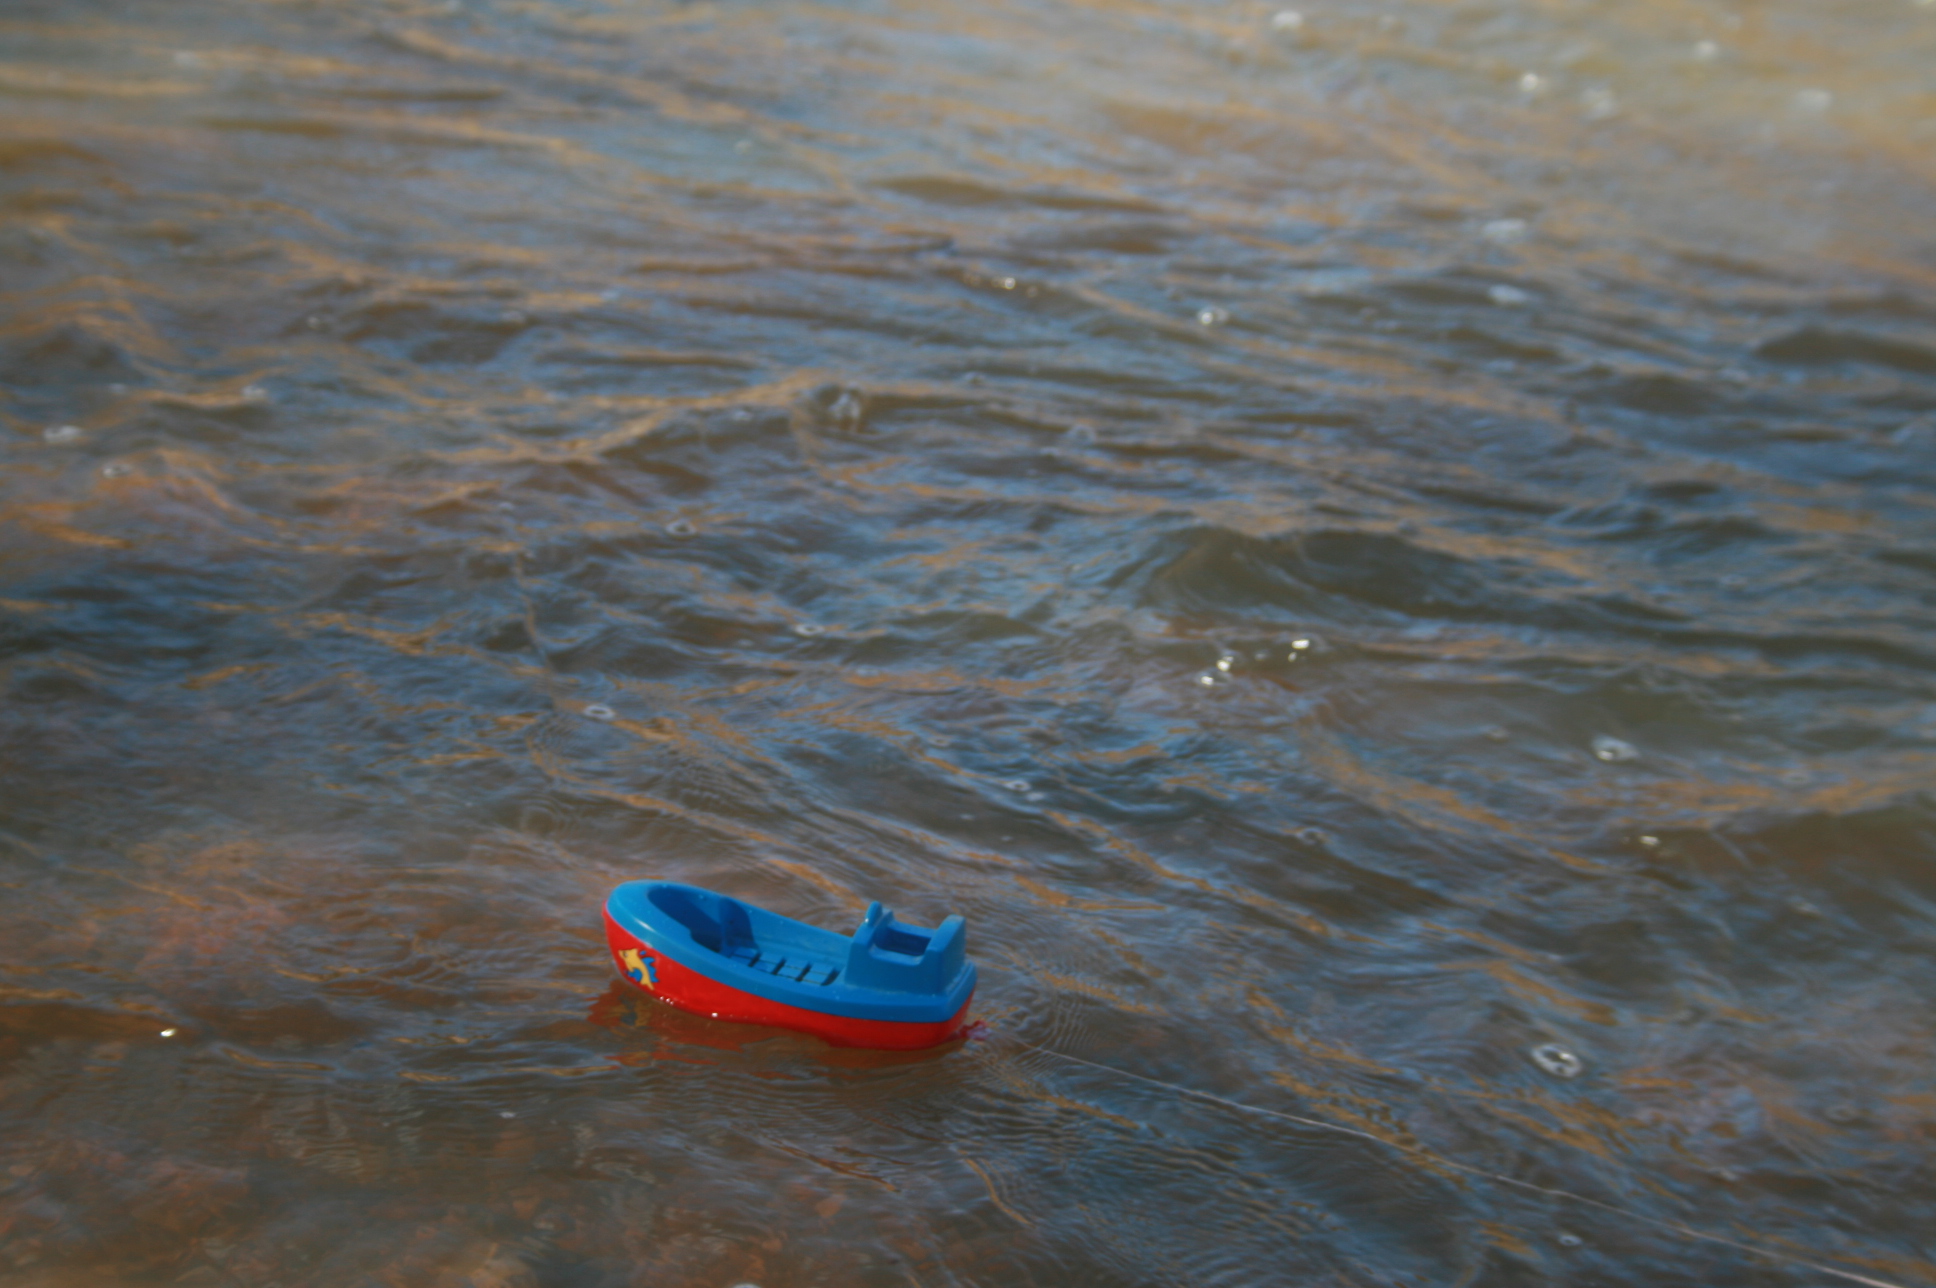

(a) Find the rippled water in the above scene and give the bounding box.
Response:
[5,0,1936,1284]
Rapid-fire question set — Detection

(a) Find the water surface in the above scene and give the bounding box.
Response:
[4,0,1936,1284]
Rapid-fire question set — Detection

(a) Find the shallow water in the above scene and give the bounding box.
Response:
[4,0,1936,1284]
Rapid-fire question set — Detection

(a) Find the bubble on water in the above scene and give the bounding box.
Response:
[793,623,824,636]
[665,519,697,537]
[1216,654,1236,672]
[1488,284,1530,306]
[43,424,82,443]
[1290,637,1313,651]
[1793,88,1833,113]
[1637,834,1660,847]
[1481,218,1528,244]
[1270,9,1304,31]
[1530,1043,1584,1078]
[1581,87,1618,120]
[1557,1233,1583,1248]
[159,1028,177,1038]
[1196,672,1221,687]
[1592,735,1638,763]
[1197,305,1229,326]
[101,463,130,478]
[1003,779,1030,792]
[829,388,864,427]
[1692,39,1720,61]
[584,705,615,720]
[500,1111,517,1119]
[999,277,1017,291]
[1518,71,1545,95]
[240,384,268,401]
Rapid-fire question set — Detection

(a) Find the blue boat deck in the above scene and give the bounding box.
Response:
[720,943,841,987]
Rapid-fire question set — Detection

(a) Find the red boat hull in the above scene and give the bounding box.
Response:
[603,911,971,1050]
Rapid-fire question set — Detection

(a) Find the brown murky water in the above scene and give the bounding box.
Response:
[5,0,1936,1284]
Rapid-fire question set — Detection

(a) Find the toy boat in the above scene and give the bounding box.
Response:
[603,880,976,1050]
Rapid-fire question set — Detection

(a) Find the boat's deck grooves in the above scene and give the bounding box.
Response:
[725,944,839,986]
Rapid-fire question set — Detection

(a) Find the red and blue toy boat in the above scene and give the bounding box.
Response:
[603,880,976,1050]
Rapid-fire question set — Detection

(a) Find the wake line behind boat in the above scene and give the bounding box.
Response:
[603,880,977,1049]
